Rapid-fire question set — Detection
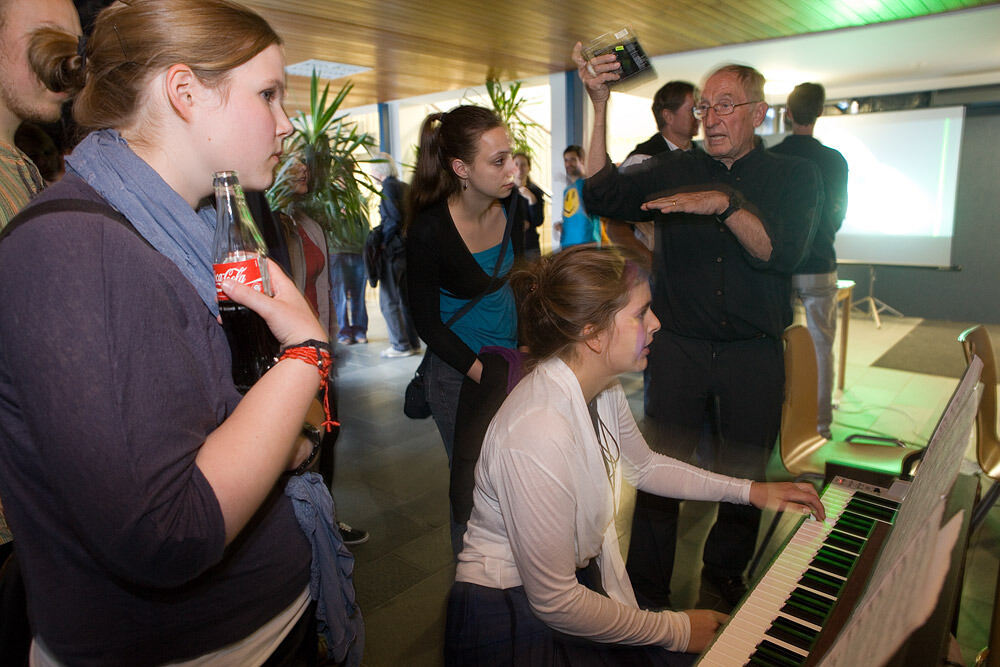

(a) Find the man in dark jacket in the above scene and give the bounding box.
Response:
[605,79,701,254]
[771,82,849,439]
[372,152,420,357]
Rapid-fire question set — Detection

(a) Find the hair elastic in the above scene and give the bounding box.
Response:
[76,34,88,66]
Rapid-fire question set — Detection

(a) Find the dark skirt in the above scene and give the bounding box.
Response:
[444,581,696,667]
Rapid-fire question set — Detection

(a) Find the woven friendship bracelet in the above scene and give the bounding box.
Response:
[279,339,339,431]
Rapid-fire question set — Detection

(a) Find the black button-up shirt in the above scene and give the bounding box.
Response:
[584,142,822,341]
[770,134,848,275]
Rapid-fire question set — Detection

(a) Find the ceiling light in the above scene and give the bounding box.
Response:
[285,59,371,80]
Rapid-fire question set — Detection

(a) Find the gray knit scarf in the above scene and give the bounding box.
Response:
[65,129,220,316]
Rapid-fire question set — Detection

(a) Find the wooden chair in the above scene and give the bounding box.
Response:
[778,324,923,477]
[958,325,1000,531]
[961,326,1000,667]
[748,324,923,578]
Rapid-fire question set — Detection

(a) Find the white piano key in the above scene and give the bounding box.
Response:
[698,483,864,666]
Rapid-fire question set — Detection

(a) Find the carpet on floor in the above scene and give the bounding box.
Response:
[872,319,1000,378]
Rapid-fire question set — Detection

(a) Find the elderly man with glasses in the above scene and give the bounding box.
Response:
[574,46,822,614]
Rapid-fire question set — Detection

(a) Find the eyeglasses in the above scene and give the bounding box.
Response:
[692,100,761,119]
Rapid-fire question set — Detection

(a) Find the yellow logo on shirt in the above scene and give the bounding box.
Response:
[563,187,579,218]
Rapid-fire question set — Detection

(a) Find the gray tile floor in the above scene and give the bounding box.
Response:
[332,297,999,666]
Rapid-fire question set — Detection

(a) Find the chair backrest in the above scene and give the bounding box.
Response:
[958,325,1000,479]
[780,325,826,474]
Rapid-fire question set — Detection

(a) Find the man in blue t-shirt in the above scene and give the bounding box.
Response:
[557,145,601,249]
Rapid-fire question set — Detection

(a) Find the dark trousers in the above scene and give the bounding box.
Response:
[378,249,419,351]
[0,542,29,667]
[424,352,468,555]
[329,252,368,339]
[262,600,318,667]
[445,582,695,667]
[627,331,783,608]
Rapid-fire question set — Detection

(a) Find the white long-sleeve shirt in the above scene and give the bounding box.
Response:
[456,357,752,652]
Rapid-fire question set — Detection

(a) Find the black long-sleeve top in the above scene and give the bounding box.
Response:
[584,142,822,340]
[521,180,545,254]
[379,175,409,245]
[406,195,525,374]
[770,134,848,275]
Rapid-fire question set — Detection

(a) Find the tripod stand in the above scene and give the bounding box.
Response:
[851,264,903,328]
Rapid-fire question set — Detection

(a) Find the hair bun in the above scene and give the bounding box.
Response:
[29,27,87,96]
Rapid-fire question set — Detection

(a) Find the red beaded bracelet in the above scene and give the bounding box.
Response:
[278,339,339,431]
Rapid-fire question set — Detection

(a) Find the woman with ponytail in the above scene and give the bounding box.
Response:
[405,105,527,551]
[0,1,361,664]
[446,245,825,666]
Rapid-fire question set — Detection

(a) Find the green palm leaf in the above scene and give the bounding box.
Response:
[267,72,376,253]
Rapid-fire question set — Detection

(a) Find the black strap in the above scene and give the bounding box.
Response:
[442,194,517,328]
[0,197,138,244]
[414,196,518,378]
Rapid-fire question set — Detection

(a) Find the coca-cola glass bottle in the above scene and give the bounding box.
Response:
[212,170,279,393]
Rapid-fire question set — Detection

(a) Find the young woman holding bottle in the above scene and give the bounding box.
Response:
[0,1,351,664]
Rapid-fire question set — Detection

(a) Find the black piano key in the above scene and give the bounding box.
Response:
[812,558,850,578]
[781,600,826,626]
[801,568,844,596]
[826,530,865,555]
[791,586,835,611]
[766,616,818,652]
[810,546,854,577]
[853,490,900,510]
[752,639,807,666]
[749,655,784,667]
[846,498,896,522]
[835,511,875,537]
[786,588,834,621]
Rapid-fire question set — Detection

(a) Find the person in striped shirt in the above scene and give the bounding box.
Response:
[0,1,80,662]
[0,0,81,228]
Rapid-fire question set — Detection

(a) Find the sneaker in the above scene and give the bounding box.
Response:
[353,334,368,344]
[337,521,370,546]
[337,335,354,346]
[381,347,417,358]
[702,571,748,611]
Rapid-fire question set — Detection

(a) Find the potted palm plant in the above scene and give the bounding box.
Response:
[269,73,377,344]
[484,77,541,158]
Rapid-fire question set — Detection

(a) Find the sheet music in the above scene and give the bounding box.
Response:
[692,357,982,666]
[818,501,963,667]
[866,356,981,590]
[821,357,980,666]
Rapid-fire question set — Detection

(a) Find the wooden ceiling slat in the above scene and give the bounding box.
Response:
[892,0,928,16]
[645,1,764,48]
[240,0,1000,110]
[749,0,821,34]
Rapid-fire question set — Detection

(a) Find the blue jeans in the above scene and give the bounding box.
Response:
[425,351,468,556]
[792,271,838,436]
[379,245,419,350]
[329,252,368,339]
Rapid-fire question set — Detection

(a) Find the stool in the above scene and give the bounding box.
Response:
[835,279,855,394]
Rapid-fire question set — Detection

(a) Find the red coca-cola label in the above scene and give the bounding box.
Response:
[214,258,265,301]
